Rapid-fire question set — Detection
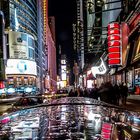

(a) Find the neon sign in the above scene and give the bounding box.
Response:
[108,22,122,66]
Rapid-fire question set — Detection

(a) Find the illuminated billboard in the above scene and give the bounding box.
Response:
[8,31,35,59]
[91,58,107,77]
[61,65,66,81]
[6,59,37,75]
[108,22,122,66]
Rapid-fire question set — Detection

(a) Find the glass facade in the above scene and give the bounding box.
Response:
[9,0,37,37]
[1,0,38,61]
[0,0,47,93]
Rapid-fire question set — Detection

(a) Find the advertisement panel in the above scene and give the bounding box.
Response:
[9,31,28,59]
[61,65,66,81]
[9,31,35,60]
[6,59,37,76]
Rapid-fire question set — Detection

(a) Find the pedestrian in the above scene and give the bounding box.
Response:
[83,87,89,97]
[77,86,84,97]
[107,82,114,104]
[68,89,74,97]
[90,84,98,100]
[113,84,120,105]
[120,82,128,105]
[99,83,110,103]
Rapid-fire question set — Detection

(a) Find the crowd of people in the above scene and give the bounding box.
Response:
[68,82,128,106]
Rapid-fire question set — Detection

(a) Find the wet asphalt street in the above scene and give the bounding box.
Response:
[123,99,140,112]
[0,98,140,115]
[0,97,140,140]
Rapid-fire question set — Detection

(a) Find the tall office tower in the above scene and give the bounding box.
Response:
[72,0,85,87]
[49,17,56,42]
[37,0,46,93]
[43,1,57,92]
[48,16,57,91]
[0,0,46,94]
[76,0,85,70]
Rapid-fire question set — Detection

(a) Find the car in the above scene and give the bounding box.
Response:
[0,97,140,140]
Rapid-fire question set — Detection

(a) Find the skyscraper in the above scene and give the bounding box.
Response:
[0,0,49,94]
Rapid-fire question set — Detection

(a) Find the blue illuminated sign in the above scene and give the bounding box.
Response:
[17,61,27,73]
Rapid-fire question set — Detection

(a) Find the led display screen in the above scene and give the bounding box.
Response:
[6,59,37,75]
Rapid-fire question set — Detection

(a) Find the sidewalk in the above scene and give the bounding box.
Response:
[127,94,140,100]
[0,97,20,104]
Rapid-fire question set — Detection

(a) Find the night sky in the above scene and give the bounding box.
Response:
[48,0,77,63]
[48,0,77,84]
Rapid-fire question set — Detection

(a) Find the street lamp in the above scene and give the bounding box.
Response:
[96,0,104,7]
[91,36,95,40]
[87,0,94,14]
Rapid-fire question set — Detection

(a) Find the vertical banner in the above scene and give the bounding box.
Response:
[121,22,129,67]
[108,22,122,66]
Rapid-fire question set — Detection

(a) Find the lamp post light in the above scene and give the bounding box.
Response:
[87,0,95,14]
[96,0,104,7]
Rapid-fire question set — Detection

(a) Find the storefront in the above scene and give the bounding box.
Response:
[86,70,96,89]
[126,69,133,88]
[131,35,140,94]
[5,59,38,95]
[134,68,140,94]
[6,76,37,95]
[96,76,104,87]
[113,11,139,93]
[116,74,122,85]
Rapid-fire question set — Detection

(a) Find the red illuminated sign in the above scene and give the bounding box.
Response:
[108,41,120,47]
[108,22,120,29]
[108,29,120,35]
[0,81,5,89]
[108,22,122,66]
[109,59,121,65]
[109,53,120,58]
[108,47,120,52]
[108,35,120,41]
[101,122,112,139]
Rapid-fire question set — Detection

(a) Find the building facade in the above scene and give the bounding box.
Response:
[43,0,57,92]
[114,0,140,94]
[76,0,140,92]
[0,0,50,94]
[88,0,140,94]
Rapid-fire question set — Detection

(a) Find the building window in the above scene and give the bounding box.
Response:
[28,47,35,59]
